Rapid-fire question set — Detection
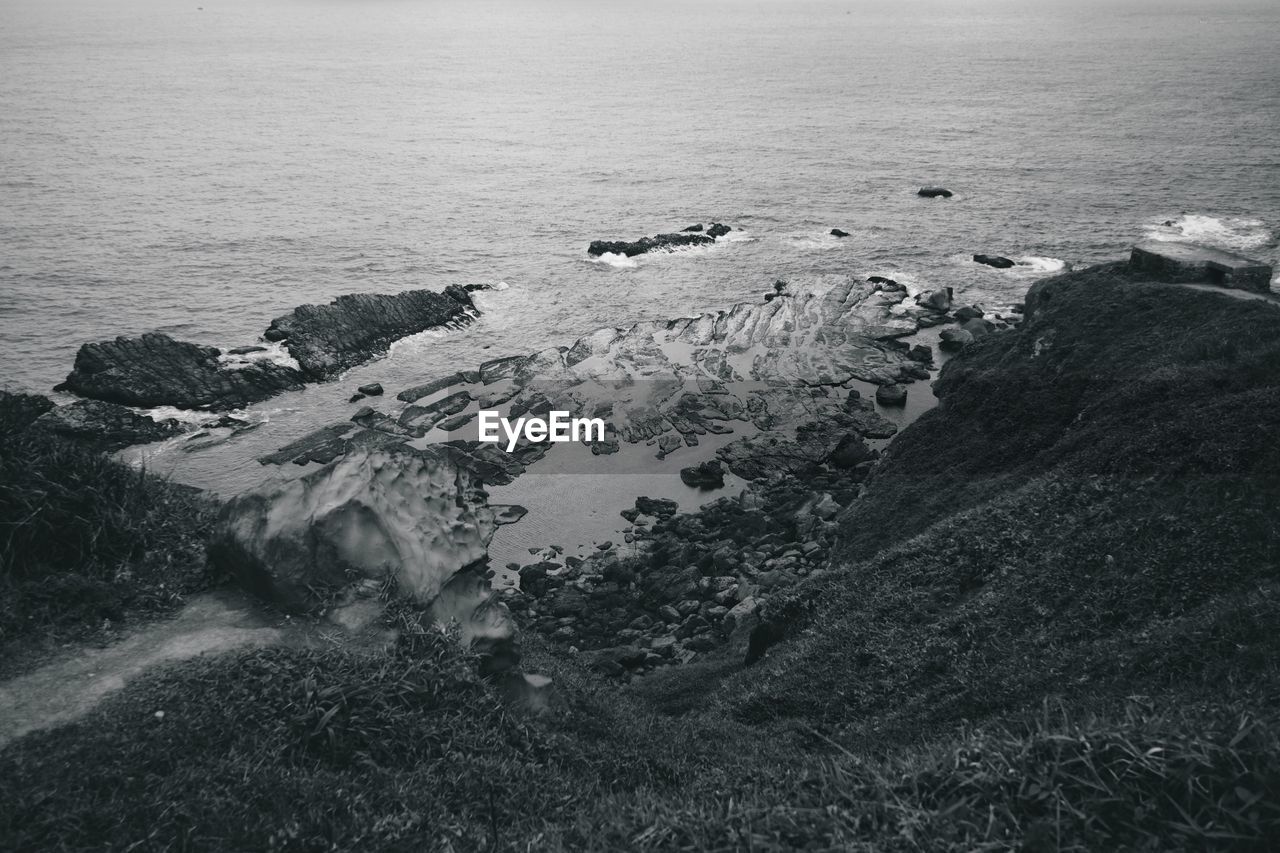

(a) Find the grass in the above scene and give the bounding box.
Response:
[0,391,221,672]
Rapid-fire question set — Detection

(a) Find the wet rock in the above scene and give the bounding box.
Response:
[917,186,953,198]
[587,232,713,257]
[226,345,267,355]
[265,286,475,379]
[875,384,907,406]
[706,223,732,238]
[867,276,901,290]
[357,382,384,396]
[830,228,850,238]
[961,318,994,339]
[680,459,725,489]
[682,224,704,232]
[56,332,305,411]
[940,328,975,350]
[922,287,954,312]
[32,400,185,452]
[953,305,985,322]
[974,254,1016,269]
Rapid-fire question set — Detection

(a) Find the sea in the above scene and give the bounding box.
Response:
[2,0,1279,510]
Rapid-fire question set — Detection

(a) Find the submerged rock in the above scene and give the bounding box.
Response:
[56,332,305,410]
[587,232,713,257]
[830,228,850,238]
[32,399,184,452]
[974,254,1016,269]
[265,286,476,379]
[917,186,953,198]
[706,223,732,238]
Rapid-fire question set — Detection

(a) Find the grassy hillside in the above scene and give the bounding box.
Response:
[3,265,1279,850]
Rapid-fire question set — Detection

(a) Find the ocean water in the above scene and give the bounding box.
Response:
[2,0,1279,489]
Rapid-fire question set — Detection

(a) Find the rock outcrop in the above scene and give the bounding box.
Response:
[265,286,476,379]
[588,233,714,257]
[32,400,185,452]
[56,333,306,410]
[210,445,517,666]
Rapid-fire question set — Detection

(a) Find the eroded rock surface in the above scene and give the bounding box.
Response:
[32,400,185,452]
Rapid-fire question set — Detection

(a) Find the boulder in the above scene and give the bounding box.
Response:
[875,384,907,406]
[830,228,850,238]
[907,344,933,363]
[828,433,876,469]
[636,496,679,518]
[56,332,305,410]
[939,328,975,350]
[706,223,732,238]
[961,318,993,338]
[922,287,954,312]
[265,286,475,379]
[680,460,725,489]
[587,233,713,257]
[953,305,985,322]
[917,186,953,198]
[357,382,384,396]
[681,224,704,232]
[973,254,1016,269]
[32,399,184,452]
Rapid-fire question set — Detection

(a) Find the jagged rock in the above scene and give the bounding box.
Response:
[680,460,725,489]
[876,384,907,406]
[918,186,953,198]
[56,332,305,411]
[265,286,475,379]
[830,228,850,238]
[940,328,975,350]
[258,421,408,466]
[587,233,713,257]
[974,254,1016,269]
[636,496,679,518]
[31,400,184,452]
[209,445,515,664]
[706,223,732,238]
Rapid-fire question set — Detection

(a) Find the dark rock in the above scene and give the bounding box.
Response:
[706,223,732,238]
[681,224,704,232]
[357,382,384,397]
[680,460,725,489]
[31,399,184,452]
[588,233,713,257]
[939,328,975,350]
[961,318,994,338]
[225,345,267,355]
[56,332,305,411]
[908,344,933,363]
[973,254,1016,269]
[918,186,953,198]
[830,228,850,238]
[867,276,901,290]
[828,434,876,469]
[953,305,985,322]
[636,496,679,518]
[265,286,475,379]
[875,384,907,406]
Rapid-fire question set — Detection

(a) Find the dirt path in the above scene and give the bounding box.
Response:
[0,589,287,750]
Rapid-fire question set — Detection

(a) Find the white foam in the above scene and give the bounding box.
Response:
[1144,214,1272,251]
[1016,256,1067,274]
[492,280,511,291]
[786,232,845,251]
[717,229,755,243]
[217,341,302,372]
[588,252,639,269]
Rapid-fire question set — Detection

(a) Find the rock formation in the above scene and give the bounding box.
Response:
[32,400,185,452]
[917,186,953,198]
[56,333,306,410]
[974,254,1017,269]
[588,233,714,257]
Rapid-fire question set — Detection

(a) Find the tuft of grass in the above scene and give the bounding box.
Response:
[0,393,221,668]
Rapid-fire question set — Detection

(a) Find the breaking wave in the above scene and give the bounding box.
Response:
[1144,214,1272,251]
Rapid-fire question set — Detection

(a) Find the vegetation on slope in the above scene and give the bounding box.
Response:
[0,391,221,671]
